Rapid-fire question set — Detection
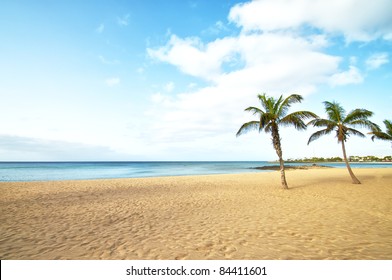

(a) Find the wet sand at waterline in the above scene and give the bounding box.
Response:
[1,168,391,259]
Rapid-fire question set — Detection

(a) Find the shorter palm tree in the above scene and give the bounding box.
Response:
[308,101,379,184]
[237,93,318,189]
[369,119,392,147]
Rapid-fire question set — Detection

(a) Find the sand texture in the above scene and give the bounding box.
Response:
[1,168,391,260]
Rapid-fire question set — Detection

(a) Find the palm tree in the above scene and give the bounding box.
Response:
[236,93,318,189]
[369,119,392,147]
[307,101,379,184]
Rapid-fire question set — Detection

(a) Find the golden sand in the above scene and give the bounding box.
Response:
[0,168,391,260]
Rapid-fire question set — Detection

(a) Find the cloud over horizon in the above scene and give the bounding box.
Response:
[0,135,127,161]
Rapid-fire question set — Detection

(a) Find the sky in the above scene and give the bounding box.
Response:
[1,0,391,161]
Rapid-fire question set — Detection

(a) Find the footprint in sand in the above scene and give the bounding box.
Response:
[174,253,188,260]
[220,245,237,258]
[196,241,214,252]
[238,239,248,246]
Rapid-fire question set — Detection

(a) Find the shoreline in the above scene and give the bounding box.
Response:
[1,161,391,183]
[1,168,391,260]
[252,164,333,170]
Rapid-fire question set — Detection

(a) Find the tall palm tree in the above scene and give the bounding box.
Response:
[307,101,379,184]
[236,93,318,189]
[369,119,392,147]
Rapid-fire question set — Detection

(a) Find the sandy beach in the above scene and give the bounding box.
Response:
[1,168,391,260]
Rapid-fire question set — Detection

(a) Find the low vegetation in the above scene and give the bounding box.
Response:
[287,156,392,162]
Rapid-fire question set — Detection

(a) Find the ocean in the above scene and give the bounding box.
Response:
[0,161,391,182]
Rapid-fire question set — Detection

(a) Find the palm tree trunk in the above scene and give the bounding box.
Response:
[272,125,289,189]
[341,140,361,184]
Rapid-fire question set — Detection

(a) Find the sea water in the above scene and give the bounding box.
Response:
[0,161,390,182]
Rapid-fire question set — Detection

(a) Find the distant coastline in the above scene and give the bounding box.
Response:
[282,155,392,163]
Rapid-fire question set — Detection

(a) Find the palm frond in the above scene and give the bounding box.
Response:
[244,106,264,116]
[308,128,333,145]
[283,94,303,106]
[368,119,392,141]
[344,109,373,124]
[280,111,318,130]
[346,128,365,138]
[350,119,380,131]
[257,94,271,112]
[307,118,336,128]
[384,120,392,137]
[264,96,278,114]
[282,116,306,130]
[323,101,345,123]
[236,121,260,137]
[267,99,276,114]
[290,110,319,120]
[370,131,392,141]
[277,94,303,118]
[273,95,284,114]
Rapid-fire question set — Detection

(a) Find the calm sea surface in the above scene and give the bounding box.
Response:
[0,161,391,182]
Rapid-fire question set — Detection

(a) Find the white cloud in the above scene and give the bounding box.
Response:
[99,55,120,65]
[229,0,392,41]
[117,14,130,26]
[148,35,238,81]
[150,92,165,103]
[329,66,364,86]
[96,24,104,33]
[188,83,197,88]
[148,32,337,86]
[136,67,145,74]
[0,135,127,161]
[105,77,120,86]
[164,81,175,92]
[150,92,173,106]
[149,32,339,89]
[202,20,229,35]
[366,53,389,70]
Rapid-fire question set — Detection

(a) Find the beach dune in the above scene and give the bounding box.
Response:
[1,168,391,260]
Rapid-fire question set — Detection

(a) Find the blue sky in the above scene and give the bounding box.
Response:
[1,0,391,161]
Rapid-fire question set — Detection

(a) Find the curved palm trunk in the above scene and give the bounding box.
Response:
[341,140,361,184]
[271,125,289,189]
